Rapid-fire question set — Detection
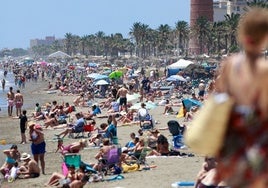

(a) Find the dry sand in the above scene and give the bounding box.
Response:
[0,80,203,188]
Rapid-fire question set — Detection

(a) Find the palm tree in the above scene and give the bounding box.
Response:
[157,24,171,55]
[64,32,73,55]
[80,35,88,55]
[175,21,189,55]
[129,22,150,58]
[246,0,268,9]
[224,13,240,52]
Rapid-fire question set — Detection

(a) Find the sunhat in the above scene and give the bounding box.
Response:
[28,121,35,127]
[20,152,31,161]
[121,147,128,153]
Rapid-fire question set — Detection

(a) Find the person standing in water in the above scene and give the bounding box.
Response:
[14,89,24,117]
[7,87,15,117]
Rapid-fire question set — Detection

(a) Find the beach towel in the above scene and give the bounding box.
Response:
[176,107,184,119]
[185,93,234,156]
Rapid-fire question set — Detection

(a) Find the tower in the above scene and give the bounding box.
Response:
[189,0,214,55]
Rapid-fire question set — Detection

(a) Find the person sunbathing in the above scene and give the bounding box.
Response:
[45,164,76,187]
[17,152,40,179]
[99,94,113,108]
[56,139,88,155]
[55,113,85,139]
[73,93,86,106]
[44,113,59,128]
[82,104,101,120]
[195,157,228,188]
[0,145,21,177]
[92,138,113,170]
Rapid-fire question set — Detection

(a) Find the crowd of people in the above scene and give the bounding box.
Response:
[0,7,267,187]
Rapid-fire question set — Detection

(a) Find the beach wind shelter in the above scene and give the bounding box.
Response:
[48,51,71,59]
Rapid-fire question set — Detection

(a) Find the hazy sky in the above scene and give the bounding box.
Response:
[0,0,190,49]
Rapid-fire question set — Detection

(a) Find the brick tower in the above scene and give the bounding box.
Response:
[189,0,213,55]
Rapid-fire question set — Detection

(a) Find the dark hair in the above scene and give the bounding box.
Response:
[10,144,17,149]
[22,110,27,115]
[157,135,168,145]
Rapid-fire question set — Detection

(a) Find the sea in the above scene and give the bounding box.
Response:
[0,69,16,111]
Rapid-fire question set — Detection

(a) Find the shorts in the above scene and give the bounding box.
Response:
[16,101,23,108]
[20,126,26,134]
[30,173,40,178]
[119,97,127,106]
[31,141,46,155]
[72,126,83,133]
[8,100,14,107]
[198,90,205,97]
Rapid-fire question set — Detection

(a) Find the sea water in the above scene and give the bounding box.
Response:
[0,69,15,111]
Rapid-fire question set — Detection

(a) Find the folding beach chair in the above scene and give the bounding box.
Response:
[98,145,122,176]
[64,153,81,169]
[167,120,186,149]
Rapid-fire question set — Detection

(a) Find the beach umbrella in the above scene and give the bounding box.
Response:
[94,79,109,86]
[166,75,187,82]
[86,73,108,80]
[40,61,48,66]
[182,98,203,112]
[127,93,140,102]
[88,62,98,67]
[129,102,157,110]
[109,71,123,79]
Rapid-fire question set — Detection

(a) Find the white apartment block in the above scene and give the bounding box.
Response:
[214,0,251,22]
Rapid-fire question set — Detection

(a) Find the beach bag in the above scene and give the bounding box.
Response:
[185,93,234,156]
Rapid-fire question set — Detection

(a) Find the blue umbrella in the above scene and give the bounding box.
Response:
[182,98,202,112]
[88,62,98,67]
[86,73,108,80]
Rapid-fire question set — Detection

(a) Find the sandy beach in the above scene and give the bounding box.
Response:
[0,79,203,188]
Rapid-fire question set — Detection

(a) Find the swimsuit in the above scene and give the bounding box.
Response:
[15,101,23,108]
[8,100,14,107]
[6,157,16,164]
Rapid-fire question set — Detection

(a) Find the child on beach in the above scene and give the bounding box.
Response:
[19,110,27,144]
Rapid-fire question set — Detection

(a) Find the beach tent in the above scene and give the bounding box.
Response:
[168,59,194,69]
[167,59,194,77]
[48,51,71,59]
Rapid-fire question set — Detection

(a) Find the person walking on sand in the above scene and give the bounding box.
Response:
[1,78,5,91]
[7,87,15,116]
[28,122,46,175]
[117,84,128,112]
[19,110,28,144]
[14,89,24,117]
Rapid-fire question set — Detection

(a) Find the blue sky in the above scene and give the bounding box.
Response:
[0,0,190,49]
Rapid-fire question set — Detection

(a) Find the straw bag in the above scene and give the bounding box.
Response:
[185,93,234,156]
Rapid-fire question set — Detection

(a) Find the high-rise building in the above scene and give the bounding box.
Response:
[189,0,214,55]
[30,36,62,48]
